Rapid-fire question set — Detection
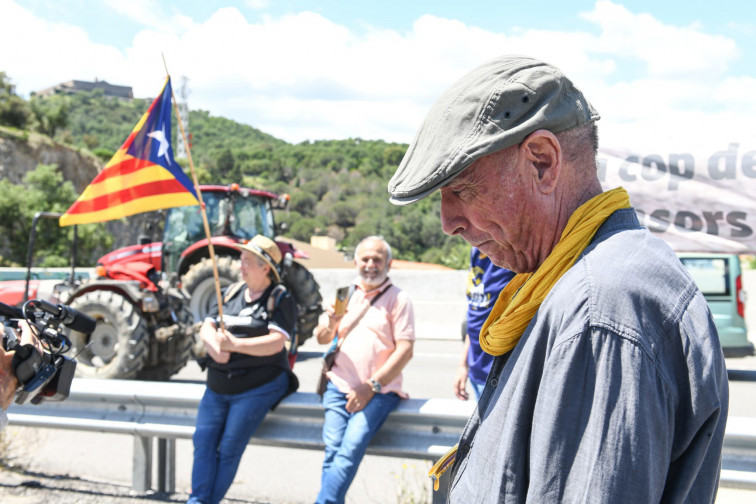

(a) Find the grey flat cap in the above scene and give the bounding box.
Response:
[388,55,599,205]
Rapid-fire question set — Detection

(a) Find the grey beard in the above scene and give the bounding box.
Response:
[361,269,388,288]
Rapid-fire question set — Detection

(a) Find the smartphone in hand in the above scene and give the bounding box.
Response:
[334,286,350,316]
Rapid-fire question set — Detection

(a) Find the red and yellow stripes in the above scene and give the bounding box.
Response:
[60,77,199,226]
[60,157,198,226]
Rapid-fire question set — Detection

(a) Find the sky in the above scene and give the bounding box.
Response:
[1,0,755,153]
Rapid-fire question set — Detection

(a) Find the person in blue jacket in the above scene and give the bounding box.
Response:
[454,247,514,401]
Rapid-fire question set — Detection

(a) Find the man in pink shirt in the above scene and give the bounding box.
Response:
[313,236,415,504]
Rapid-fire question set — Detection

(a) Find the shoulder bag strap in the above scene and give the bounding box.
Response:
[223,281,246,304]
[266,283,287,314]
[333,283,391,351]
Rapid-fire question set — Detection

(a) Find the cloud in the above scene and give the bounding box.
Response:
[103,0,165,29]
[0,0,127,93]
[574,1,751,151]
[726,21,755,36]
[580,1,739,79]
[1,0,753,151]
[245,0,270,10]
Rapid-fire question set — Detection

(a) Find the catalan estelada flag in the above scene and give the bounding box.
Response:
[60,77,199,226]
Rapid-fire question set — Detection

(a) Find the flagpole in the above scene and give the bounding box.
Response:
[163,56,226,331]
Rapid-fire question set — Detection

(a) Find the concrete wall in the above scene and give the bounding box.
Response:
[310,268,469,341]
[311,267,756,344]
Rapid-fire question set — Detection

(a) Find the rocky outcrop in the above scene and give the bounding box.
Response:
[0,128,156,250]
[0,128,101,193]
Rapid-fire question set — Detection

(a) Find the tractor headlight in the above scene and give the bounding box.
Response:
[141,295,161,313]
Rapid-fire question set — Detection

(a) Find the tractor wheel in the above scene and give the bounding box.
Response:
[67,290,149,379]
[182,256,240,322]
[282,261,324,346]
[136,302,195,381]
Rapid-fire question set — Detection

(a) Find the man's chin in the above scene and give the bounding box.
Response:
[361,274,387,288]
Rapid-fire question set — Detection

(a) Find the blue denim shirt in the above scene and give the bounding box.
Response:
[448,209,729,504]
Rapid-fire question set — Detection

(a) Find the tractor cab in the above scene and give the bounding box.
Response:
[161,184,282,279]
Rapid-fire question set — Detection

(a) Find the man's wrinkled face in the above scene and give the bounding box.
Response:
[355,239,391,288]
[439,146,540,273]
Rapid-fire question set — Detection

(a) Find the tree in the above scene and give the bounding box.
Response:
[0,178,25,266]
[332,201,360,229]
[5,90,474,269]
[92,147,115,163]
[0,71,30,129]
[0,164,112,267]
[30,94,70,138]
[420,236,468,269]
[383,145,406,168]
[216,148,236,180]
[290,217,322,242]
[289,191,317,216]
[82,133,99,149]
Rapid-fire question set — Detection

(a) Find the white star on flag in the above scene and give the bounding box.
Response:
[147,124,171,165]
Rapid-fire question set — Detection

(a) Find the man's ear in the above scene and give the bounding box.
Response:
[520,130,561,194]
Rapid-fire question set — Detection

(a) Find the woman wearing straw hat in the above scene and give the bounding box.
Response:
[188,235,299,504]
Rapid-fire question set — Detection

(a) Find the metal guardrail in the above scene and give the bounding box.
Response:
[7,378,756,500]
[0,267,95,282]
[722,416,756,490]
[7,378,473,503]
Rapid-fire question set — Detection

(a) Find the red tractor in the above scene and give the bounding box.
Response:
[0,211,196,381]
[0,185,323,381]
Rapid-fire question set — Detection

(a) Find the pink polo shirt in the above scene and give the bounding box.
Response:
[326,278,415,398]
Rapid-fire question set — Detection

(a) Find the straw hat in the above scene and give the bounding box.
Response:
[236,235,282,283]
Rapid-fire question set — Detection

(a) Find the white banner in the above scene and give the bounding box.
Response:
[598,143,756,253]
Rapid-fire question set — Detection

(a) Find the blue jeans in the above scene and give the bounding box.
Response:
[316,380,400,504]
[187,371,289,504]
[470,379,486,402]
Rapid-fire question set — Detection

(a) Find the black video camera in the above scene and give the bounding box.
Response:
[1,299,95,405]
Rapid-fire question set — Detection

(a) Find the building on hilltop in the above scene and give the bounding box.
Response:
[33,78,133,100]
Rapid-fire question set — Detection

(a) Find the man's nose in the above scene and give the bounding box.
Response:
[440,192,466,236]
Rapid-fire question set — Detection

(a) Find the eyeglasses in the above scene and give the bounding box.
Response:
[428,443,458,491]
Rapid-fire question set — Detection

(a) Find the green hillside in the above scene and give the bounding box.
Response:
[0,72,468,268]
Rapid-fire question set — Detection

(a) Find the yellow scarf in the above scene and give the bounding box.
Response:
[479,187,631,356]
[428,188,631,489]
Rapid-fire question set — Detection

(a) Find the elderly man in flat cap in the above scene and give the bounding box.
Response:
[389,55,728,504]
